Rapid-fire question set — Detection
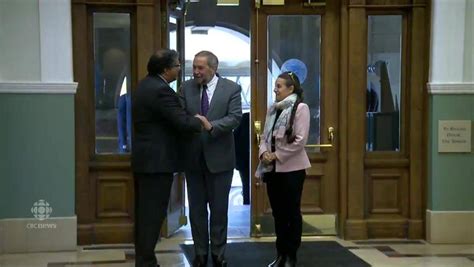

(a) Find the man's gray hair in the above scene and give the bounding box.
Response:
[195,50,219,70]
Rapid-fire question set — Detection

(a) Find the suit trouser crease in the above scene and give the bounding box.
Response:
[266,170,305,258]
[186,158,233,257]
[134,173,174,267]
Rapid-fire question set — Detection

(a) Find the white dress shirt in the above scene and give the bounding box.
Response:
[201,74,219,105]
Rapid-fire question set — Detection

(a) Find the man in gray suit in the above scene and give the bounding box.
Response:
[181,51,242,267]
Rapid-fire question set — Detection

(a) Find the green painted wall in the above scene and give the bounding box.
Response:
[0,94,75,219]
[429,94,474,211]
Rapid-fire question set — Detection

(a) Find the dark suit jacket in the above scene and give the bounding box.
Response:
[132,75,202,173]
[233,112,249,171]
[181,77,242,173]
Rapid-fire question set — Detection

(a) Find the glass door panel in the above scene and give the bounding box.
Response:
[267,15,321,145]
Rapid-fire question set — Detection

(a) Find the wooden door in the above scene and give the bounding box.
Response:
[342,0,429,239]
[251,0,340,236]
[72,0,164,244]
[250,0,429,239]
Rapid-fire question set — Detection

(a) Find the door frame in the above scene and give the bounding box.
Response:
[72,0,162,244]
[250,0,341,237]
[249,0,429,239]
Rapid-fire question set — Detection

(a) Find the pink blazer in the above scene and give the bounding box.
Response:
[259,103,311,173]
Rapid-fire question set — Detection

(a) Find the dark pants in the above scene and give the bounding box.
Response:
[265,169,305,259]
[134,172,174,267]
[185,157,233,258]
[237,164,250,205]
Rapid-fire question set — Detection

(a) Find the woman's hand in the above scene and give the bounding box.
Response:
[262,151,277,164]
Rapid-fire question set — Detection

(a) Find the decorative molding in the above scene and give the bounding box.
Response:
[0,216,77,253]
[0,82,78,94]
[426,210,474,244]
[427,83,474,94]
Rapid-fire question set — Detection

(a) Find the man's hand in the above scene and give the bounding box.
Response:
[195,114,213,131]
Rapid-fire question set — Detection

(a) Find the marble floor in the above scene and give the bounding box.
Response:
[1,186,473,266]
[1,236,473,267]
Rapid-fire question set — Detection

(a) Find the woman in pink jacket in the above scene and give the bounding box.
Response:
[256,71,311,267]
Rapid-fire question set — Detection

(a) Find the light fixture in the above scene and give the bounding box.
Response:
[191,26,210,35]
[217,0,239,6]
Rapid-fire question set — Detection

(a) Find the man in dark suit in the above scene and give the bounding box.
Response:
[181,51,242,267]
[132,49,202,267]
[233,112,250,205]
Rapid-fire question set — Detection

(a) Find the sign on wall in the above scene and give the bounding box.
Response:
[438,120,472,153]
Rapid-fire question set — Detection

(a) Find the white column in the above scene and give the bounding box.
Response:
[462,0,473,82]
[430,0,467,83]
[0,0,41,81]
[39,0,74,82]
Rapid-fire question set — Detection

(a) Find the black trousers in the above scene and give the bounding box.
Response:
[265,169,305,259]
[134,172,174,267]
[237,163,250,205]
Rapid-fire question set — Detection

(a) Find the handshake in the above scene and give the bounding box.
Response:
[194,114,213,131]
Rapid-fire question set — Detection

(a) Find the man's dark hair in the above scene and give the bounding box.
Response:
[147,49,179,76]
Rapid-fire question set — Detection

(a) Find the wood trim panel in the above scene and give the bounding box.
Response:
[339,0,350,239]
[84,223,134,244]
[407,5,427,239]
[365,169,409,218]
[346,5,367,230]
[73,3,95,229]
[301,175,323,213]
[364,158,410,168]
[367,219,408,238]
[96,173,133,219]
[136,6,155,79]
[320,0,340,215]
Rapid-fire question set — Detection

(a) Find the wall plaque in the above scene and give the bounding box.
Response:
[438,120,472,153]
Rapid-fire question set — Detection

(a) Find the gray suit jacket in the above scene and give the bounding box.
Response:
[181,77,242,173]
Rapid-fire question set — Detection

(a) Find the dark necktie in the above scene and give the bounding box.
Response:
[201,84,209,116]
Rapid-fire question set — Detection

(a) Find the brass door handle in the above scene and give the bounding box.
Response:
[306,127,335,148]
[254,120,262,145]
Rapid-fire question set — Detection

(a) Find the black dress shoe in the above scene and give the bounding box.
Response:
[211,254,227,267]
[283,256,296,267]
[268,255,286,267]
[193,254,208,267]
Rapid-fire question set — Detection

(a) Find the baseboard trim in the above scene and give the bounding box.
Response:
[344,219,368,240]
[0,82,78,94]
[78,222,134,245]
[427,82,474,94]
[426,210,474,244]
[0,216,77,253]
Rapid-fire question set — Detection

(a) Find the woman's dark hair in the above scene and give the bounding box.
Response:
[147,49,179,76]
[277,71,304,143]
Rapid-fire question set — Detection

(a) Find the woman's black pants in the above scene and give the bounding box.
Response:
[265,169,305,259]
